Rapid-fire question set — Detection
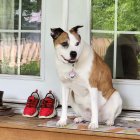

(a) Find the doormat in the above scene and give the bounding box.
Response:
[38,109,140,135]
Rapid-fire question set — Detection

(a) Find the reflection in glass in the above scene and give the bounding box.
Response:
[105,34,140,79]
[91,0,115,30]
[91,33,114,76]
[92,33,114,59]
[0,0,19,30]
[0,33,18,74]
[21,0,41,30]
[118,0,140,31]
[20,33,41,76]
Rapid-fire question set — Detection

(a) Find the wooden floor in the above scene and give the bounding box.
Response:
[0,114,140,140]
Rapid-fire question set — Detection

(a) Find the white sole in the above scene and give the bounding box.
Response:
[38,108,57,119]
[22,110,38,117]
[38,98,58,119]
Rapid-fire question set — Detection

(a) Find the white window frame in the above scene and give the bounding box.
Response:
[90,0,140,110]
[91,0,140,84]
[0,0,46,81]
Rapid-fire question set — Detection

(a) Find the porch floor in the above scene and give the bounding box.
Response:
[0,114,140,140]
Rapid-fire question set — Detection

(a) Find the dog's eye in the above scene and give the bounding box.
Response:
[75,42,80,46]
[61,42,69,47]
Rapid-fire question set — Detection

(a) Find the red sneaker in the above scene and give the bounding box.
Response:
[23,89,40,117]
[39,91,58,118]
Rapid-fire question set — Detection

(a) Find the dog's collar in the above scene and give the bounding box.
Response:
[59,56,78,79]
[66,64,78,79]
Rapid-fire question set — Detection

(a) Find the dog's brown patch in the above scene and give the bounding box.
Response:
[70,30,81,42]
[89,50,115,99]
[54,32,69,46]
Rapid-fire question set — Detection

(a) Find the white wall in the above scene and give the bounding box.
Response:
[114,81,140,110]
[68,0,91,43]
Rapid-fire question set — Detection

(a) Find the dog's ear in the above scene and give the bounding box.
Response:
[70,25,83,33]
[50,28,64,39]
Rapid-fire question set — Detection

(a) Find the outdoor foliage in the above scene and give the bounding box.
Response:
[20,61,40,76]
[0,61,40,76]
[92,0,140,31]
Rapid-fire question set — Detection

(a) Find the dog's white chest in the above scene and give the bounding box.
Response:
[70,77,91,108]
[66,70,90,98]
[57,61,89,82]
[64,68,88,87]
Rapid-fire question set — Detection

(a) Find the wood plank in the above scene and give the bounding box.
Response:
[0,114,140,140]
[0,127,134,140]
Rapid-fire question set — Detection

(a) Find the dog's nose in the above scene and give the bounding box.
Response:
[70,51,77,59]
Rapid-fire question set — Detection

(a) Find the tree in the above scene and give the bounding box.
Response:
[92,0,140,31]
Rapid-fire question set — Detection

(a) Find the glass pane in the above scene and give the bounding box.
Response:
[116,34,140,80]
[91,0,115,30]
[21,0,41,30]
[91,33,114,76]
[118,0,140,31]
[0,33,18,74]
[20,33,41,76]
[0,0,19,30]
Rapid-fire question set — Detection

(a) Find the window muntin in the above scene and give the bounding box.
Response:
[0,0,41,76]
[91,0,140,80]
[92,33,114,59]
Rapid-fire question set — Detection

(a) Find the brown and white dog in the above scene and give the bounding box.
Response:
[50,26,122,129]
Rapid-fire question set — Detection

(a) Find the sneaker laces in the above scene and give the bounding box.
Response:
[41,97,54,108]
[26,89,39,108]
[26,96,38,108]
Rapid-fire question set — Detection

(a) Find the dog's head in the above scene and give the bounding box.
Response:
[50,26,83,64]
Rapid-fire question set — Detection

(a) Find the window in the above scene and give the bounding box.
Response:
[0,0,41,76]
[91,0,140,80]
[0,0,63,104]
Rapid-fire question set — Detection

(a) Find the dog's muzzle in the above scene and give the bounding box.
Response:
[61,55,77,64]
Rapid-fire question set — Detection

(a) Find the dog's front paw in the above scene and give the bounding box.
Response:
[74,117,84,123]
[105,119,114,126]
[56,119,67,127]
[88,122,99,130]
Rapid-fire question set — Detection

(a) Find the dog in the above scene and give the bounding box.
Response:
[50,26,122,129]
